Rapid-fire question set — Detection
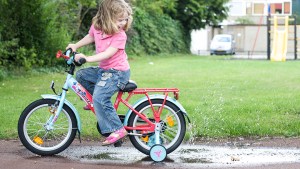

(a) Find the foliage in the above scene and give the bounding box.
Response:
[126,8,187,55]
[42,1,75,62]
[236,17,255,25]
[131,0,176,14]
[0,1,43,69]
[292,0,300,24]
[167,0,229,30]
[132,0,229,48]
[64,0,98,39]
[0,39,36,69]
[65,1,188,55]
[0,0,72,70]
[0,68,7,81]
[0,0,230,71]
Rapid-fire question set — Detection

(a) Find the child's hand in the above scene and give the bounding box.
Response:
[66,44,77,52]
[74,53,86,62]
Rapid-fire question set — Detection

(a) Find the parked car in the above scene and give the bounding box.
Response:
[210,34,236,55]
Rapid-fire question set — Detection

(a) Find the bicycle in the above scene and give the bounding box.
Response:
[18,49,190,162]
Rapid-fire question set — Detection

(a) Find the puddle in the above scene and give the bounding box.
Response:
[59,144,300,168]
[81,152,120,160]
[180,157,212,164]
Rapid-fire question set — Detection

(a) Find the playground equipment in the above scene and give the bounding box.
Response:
[267,15,298,61]
[271,16,288,61]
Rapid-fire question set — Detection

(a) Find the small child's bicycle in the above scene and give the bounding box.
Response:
[18,49,190,162]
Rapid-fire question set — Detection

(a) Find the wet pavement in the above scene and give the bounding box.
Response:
[2,139,300,169]
[59,143,300,168]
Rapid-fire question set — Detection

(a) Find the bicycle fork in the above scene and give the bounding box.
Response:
[45,88,68,131]
[154,122,162,144]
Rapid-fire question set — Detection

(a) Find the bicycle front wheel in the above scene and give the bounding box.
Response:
[18,99,77,155]
[128,99,186,155]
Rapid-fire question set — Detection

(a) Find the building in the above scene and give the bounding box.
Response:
[191,0,300,55]
[226,0,292,25]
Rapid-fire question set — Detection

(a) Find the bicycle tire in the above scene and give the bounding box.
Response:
[128,99,186,155]
[18,99,77,155]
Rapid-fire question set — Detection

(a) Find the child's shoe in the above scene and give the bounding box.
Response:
[102,127,127,146]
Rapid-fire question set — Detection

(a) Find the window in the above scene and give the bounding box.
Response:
[246,3,252,15]
[284,2,290,14]
[228,2,245,16]
[270,2,291,15]
[217,37,230,42]
[253,3,264,14]
[272,3,282,14]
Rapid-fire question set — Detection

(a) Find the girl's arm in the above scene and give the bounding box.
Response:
[66,34,94,51]
[75,46,118,63]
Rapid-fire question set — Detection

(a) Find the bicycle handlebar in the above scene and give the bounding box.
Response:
[56,49,86,66]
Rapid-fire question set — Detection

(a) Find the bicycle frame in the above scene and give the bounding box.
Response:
[49,72,180,135]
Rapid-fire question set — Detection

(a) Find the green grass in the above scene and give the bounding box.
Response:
[1,54,300,140]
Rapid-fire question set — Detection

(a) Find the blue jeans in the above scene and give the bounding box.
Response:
[76,67,130,134]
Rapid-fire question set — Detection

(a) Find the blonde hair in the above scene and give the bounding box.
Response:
[92,0,133,35]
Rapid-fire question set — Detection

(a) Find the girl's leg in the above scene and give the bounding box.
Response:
[76,66,99,94]
[93,69,130,143]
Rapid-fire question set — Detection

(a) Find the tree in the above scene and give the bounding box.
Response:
[132,0,229,47]
[0,0,74,69]
[0,0,46,68]
[64,0,98,38]
[166,0,229,44]
[168,0,229,30]
[292,0,300,24]
[131,0,176,14]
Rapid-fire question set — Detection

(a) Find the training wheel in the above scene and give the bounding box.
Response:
[149,144,167,162]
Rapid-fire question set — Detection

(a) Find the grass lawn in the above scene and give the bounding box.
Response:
[1,54,300,140]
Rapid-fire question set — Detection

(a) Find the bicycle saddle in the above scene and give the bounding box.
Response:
[121,80,137,92]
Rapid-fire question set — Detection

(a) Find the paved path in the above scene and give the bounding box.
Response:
[1,139,300,169]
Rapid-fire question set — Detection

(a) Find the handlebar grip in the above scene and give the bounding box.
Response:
[78,58,86,65]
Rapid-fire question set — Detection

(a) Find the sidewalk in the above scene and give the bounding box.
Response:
[193,50,298,60]
[233,52,297,60]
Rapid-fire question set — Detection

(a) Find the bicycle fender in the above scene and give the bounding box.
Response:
[41,94,81,132]
[123,94,189,125]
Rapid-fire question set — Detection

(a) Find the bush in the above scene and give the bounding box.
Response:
[0,0,72,70]
[0,39,39,70]
[0,68,7,81]
[126,8,188,55]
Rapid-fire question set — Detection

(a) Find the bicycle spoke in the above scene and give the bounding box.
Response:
[53,126,68,130]
[160,132,173,143]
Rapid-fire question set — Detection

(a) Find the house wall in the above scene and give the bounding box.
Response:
[226,25,268,52]
[225,0,294,27]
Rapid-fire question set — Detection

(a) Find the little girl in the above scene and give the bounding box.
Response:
[66,0,133,146]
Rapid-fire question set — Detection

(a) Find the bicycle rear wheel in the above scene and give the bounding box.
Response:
[18,99,77,155]
[128,99,186,155]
